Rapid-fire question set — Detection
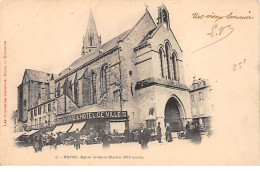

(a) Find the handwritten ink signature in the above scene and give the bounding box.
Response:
[192,24,234,53]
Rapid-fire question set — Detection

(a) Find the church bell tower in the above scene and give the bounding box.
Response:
[81,9,101,55]
[157,5,170,29]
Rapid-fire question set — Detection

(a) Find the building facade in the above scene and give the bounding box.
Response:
[189,77,214,129]
[12,110,24,133]
[16,5,192,135]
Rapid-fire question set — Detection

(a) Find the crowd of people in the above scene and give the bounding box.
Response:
[31,132,61,152]
[185,121,202,143]
[137,121,204,149]
[28,121,206,153]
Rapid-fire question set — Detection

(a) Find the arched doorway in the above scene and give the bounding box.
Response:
[164,97,184,132]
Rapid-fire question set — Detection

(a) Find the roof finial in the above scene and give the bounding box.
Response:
[193,75,197,83]
[145,4,149,12]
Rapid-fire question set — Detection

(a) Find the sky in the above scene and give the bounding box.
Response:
[0,0,258,117]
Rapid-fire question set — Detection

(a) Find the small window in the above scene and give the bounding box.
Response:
[43,104,46,113]
[191,95,195,102]
[113,90,120,103]
[34,108,37,116]
[199,92,204,100]
[48,103,51,112]
[149,108,155,116]
[38,107,41,115]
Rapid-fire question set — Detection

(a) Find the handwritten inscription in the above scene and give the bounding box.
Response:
[207,24,234,37]
[193,24,234,53]
[192,11,254,53]
[192,11,254,22]
[233,59,247,71]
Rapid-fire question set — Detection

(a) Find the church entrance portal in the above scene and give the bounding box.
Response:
[164,97,184,132]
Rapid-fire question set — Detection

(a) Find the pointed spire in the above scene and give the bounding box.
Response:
[81,9,101,56]
[86,9,97,35]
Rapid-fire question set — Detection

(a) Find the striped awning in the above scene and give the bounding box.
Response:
[68,121,86,132]
[52,123,73,133]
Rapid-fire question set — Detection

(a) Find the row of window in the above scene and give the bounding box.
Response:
[30,103,53,118]
[31,114,51,126]
[191,92,204,102]
[159,42,179,81]
[57,65,109,105]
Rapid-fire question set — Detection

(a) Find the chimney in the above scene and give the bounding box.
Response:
[40,83,46,102]
[49,74,55,99]
[192,76,198,90]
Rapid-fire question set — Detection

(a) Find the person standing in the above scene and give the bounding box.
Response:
[165,123,172,142]
[32,135,39,153]
[101,129,112,149]
[53,133,58,150]
[75,128,81,150]
[156,122,162,143]
[123,129,130,143]
[185,121,191,139]
[49,133,55,150]
[139,124,150,149]
[38,132,44,152]
[191,122,202,144]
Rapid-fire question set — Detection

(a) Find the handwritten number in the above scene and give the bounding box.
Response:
[233,64,237,71]
[238,62,243,69]
[233,59,247,71]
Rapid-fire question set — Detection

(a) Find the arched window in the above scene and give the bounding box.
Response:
[89,36,93,46]
[172,52,178,81]
[91,72,97,104]
[67,81,73,99]
[165,42,171,79]
[57,83,60,97]
[162,9,168,23]
[159,48,164,77]
[101,65,109,94]
[63,79,68,95]
[74,77,79,104]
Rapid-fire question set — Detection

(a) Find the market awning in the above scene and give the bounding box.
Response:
[13,132,26,139]
[53,124,73,133]
[68,121,86,132]
[24,130,39,136]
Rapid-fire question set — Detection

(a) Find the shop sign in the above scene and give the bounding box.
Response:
[61,111,128,123]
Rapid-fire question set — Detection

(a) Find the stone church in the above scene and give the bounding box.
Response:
[17,5,191,134]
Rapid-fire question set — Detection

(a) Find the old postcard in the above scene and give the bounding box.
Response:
[0,0,259,166]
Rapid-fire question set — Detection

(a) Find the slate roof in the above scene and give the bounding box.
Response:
[56,10,159,81]
[25,69,58,83]
[137,24,162,47]
[57,29,130,79]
